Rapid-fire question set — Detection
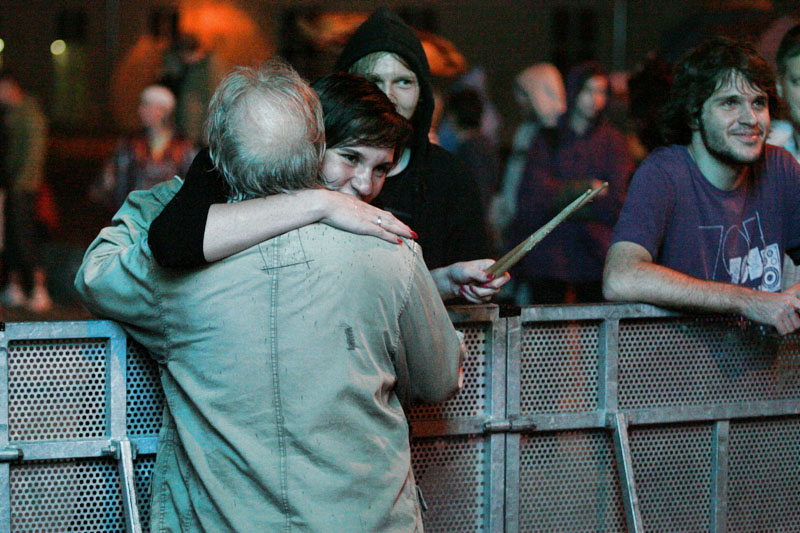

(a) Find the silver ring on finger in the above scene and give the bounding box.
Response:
[376,215,382,226]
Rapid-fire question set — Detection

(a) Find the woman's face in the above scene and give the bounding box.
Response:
[574,75,608,123]
[321,144,395,203]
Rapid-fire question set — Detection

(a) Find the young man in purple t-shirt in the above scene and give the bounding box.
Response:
[603,38,800,335]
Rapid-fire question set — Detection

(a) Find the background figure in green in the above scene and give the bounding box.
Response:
[0,70,52,312]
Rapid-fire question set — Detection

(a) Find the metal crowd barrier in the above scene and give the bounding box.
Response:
[1,303,800,532]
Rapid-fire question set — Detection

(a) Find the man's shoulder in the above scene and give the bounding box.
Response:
[641,144,687,163]
[113,177,183,228]
[298,223,420,257]
[758,144,800,188]
[633,145,690,178]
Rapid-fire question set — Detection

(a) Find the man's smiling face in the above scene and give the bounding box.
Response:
[696,70,770,167]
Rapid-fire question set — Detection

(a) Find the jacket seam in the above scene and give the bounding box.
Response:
[153,411,175,532]
[265,240,293,532]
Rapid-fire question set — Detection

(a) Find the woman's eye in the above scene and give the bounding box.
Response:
[342,154,358,163]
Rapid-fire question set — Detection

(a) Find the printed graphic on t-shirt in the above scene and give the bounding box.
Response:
[700,212,782,292]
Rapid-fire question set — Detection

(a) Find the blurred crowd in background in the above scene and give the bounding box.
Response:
[1,2,799,320]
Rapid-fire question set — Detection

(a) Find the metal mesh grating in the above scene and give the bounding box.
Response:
[728,418,800,532]
[134,454,156,528]
[411,435,486,532]
[408,325,488,422]
[630,424,712,532]
[10,458,125,532]
[618,316,800,409]
[8,338,108,442]
[519,431,625,532]
[126,339,164,438]
[519,321,599,414]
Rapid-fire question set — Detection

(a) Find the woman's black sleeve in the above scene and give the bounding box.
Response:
[149,148,228,268]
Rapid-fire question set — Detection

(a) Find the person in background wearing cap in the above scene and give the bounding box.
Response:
[92,84,196,210]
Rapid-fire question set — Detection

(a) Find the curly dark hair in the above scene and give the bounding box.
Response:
[661,37,777,146]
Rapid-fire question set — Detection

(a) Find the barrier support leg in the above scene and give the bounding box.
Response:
[105,439,142,533]
[710,420,730,533]
[611,412,644,533]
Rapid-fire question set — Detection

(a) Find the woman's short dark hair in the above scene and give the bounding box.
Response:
[661,37,777,146]
[312,73,412,155]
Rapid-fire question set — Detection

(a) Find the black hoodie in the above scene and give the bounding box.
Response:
[335,8,491,270]
[149,8,490,272]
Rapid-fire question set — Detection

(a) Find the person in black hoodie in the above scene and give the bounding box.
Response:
[335,7,493,274]
[147,8,506,302]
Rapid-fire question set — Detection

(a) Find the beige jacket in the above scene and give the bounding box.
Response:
[75,177,464,532]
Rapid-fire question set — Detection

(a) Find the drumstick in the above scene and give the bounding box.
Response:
[486,182,609,277]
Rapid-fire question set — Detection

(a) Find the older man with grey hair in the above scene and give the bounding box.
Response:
[75,59,463,531]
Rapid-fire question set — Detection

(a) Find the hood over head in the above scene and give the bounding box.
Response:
[561,61,608,134]
[335,7,434,165]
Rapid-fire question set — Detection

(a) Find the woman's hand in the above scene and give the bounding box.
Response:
[318,190,416,244]
[431,259,511,303]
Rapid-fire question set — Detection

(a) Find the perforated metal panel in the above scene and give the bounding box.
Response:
[6,305,800,533]
[10,458,124,532]
[618,316,800,409]
[8,338,108,442]
[519,431,625,532]
[408,324,489,423]
[728,418,800,532]
[133,455,156,529]
[412,436,487,532]
[630,425,712,532]
[519,321,600,414]
[125,340,163,438]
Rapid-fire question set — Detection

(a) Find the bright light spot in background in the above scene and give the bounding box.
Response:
[50,39,66,56]
[0,39,5,53]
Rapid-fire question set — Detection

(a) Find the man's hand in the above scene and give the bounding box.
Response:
[318,190,416,244]
[741,283,800,335]
[431,259,511,303]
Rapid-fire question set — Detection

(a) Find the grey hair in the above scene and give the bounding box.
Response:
[206,58,325,201]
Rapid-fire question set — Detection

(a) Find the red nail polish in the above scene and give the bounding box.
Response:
[411,231,419,239]
[397,238,403,244]
[487,273,496,280]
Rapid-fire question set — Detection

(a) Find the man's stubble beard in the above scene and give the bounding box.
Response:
[698,119,767,168]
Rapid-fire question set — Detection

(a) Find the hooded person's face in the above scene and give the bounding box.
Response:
[365,54,420,120]
[573,75,608,124]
